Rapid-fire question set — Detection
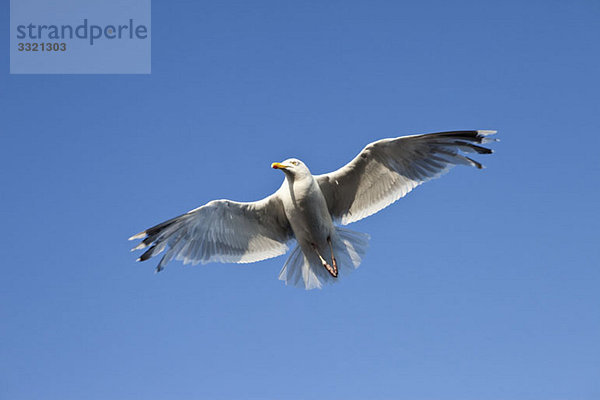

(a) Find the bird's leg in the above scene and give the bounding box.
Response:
[327,236,338,277]
[312,243,338,278]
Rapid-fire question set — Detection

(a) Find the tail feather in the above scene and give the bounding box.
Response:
[278,227,370,290]
[278,245,304,287]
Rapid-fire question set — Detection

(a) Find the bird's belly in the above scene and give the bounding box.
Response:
[285,193,333,248]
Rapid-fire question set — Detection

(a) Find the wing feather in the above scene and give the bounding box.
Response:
[316,130,497,225]
[129,194,293,271]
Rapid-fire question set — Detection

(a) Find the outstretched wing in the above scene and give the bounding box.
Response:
[316,130,497,225]
[129,194,293,271]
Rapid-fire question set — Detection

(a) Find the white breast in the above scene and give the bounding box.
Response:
[279,175,334,247]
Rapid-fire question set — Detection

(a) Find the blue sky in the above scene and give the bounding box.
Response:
[2,0,599,399]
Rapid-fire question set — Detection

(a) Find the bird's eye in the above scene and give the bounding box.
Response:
[291,161,299,166]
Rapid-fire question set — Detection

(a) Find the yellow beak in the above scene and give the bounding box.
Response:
[271,162,288,170]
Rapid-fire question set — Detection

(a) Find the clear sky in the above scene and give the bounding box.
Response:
[2,1,599,399]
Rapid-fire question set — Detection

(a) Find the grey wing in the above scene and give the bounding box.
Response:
[316,130,497,225]
[129,194,293,272]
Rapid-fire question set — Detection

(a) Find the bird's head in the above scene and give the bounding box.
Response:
[271,158,311,178]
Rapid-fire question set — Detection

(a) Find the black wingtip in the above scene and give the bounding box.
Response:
[465,156,484,169]
[454,140,494,154]
[139,245,156,262]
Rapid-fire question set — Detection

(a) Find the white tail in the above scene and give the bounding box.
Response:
[278,227,370,290]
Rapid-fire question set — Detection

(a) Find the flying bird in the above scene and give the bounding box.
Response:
[129,130,497,289]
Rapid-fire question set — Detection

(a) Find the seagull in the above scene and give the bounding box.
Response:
[129,130,497,289]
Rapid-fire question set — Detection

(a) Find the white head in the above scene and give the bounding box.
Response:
[271,158,311,179]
